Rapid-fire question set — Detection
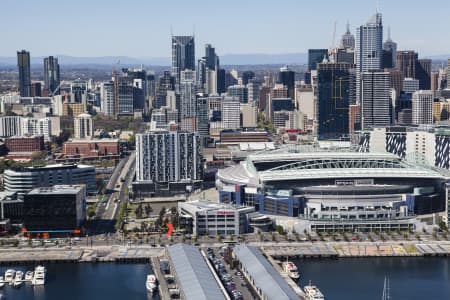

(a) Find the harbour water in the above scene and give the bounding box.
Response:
[0,257,449,299]
[0,263,160,300]
[296,257,450,300]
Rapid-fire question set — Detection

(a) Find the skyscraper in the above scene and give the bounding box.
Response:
[44,56,60,95]
[101,81,115,116]
[116,76,134,115]
[277,66,295,99]
[341,22,355,49]
[155,71,175,109]
[180,70,196,119]
[361,71,391,129]
[383,27,397,69]
[17,50,31,97]
[171,35,195,85]
[396,51,417,79]
[447,59,450,90]
[412,90,433,125]
[317,62,350,139]
[416,59,432,90]
[74,113,93,139]
[308,49,329,71]
[355,13,383,103]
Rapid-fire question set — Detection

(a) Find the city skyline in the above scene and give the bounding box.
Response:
[1,0,450,58]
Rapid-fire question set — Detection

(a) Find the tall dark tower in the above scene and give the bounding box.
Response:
[277,65,295,99]
[171,35,195,85]
[44,56,60,95]
[17,50,31,97]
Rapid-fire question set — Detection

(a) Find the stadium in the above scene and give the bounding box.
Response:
[216,145,449,232]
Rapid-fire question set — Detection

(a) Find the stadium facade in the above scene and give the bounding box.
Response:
[216,145,449,232]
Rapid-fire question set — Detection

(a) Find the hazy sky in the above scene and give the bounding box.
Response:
[1,0,449,57]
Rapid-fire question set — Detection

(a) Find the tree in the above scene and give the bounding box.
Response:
[31,151,46,161]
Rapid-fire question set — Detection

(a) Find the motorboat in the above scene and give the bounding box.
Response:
[282,260,300,280]
[304,282,325,300]
[146,274,157,293]
[0,276,4,288]
[4,270,15,285]
[32,266,46,285]
[13,270,23,288]
[25,271,34,282]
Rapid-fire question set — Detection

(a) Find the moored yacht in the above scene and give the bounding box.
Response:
[304,282,325,300]
[13,270,23,288]
[146,274,157,293]
[25,271,34,282]
[282,260,300,280]
[4,270,15,285]
[32,266,46,286]
[0,276,4,288]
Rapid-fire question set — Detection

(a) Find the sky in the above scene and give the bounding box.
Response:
[1,0,449,58]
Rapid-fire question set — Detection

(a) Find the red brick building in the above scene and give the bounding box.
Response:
[62,139,120,158]
[5,135,45,153]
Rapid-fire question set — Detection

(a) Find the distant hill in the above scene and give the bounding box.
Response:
[0,52,308,67]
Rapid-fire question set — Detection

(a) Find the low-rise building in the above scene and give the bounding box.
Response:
[62,138,120,159]
[23,185,86,234]
[3,164,96,194]
[5,135,45,153]
[178,200,257,235]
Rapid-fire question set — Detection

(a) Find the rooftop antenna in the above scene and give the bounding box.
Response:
[170,25,173,37]
[387,26,391,40]
[376,0,380,13]
[193,24,196,37]
[346,20,350,33]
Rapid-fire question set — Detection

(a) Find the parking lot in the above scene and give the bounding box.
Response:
[205,246,258,300]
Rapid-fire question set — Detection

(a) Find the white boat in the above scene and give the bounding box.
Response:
[4,270,15,285]
[282,260,300,280]
[25,271,34,282]
[304,282,325,300]
[0,276,4,288]
[146,274,157,292]
[13,270,23,288]
[32,266,46,286]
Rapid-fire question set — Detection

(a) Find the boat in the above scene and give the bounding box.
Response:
[304,281,325,300]
[25,271,34,282]
[32,266,46,286]
[0,276,4,288]
[4,270,15,285]
[13,270,23,288]
[282,259,300,280]
[146,274,157,292]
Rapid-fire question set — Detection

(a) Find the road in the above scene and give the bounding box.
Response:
[90,152,136,234]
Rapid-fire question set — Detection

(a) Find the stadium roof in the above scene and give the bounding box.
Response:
[233,244,300,300]
[167,244,225,300]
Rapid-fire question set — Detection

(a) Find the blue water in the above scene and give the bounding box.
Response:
[0,263,159,300]
[1,258,449,299]
[296,257,450,300]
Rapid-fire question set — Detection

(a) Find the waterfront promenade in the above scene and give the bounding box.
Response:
[0,240,449,265]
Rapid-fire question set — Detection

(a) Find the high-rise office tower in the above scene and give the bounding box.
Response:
[227,85,248,103]
[71,79,87,103]
[171,35,195,85]
[44,56,60,95]
[31,82,42,97]
[180,70,196,119]
[222,97,240,129]
[277,65,295,99]
[155,71,175,109]
[412,90,433,125]
[101,81,115,116]
[308,49,329,71]
[396,51,418,79]
[317,62,350,140]
[341,22,355,49]
[403,78,420,94]
[447,58,450,90]
[383,27,397,69]
[247,79,262,103]
[74,113,93,139]
[361,71,391,129]
[116,76,134,115]
[205,69,217,95]
[135,130,203,183]
[204,44,218,70]
[217,69,226,94]
[416,59,432,90]
[356,13,383,103]
[17,50,31,97]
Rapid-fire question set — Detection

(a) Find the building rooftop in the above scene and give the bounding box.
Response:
[233,244,300,300]
[180,200,254,213]
[167,244,225,300]
[27,185,85,196]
